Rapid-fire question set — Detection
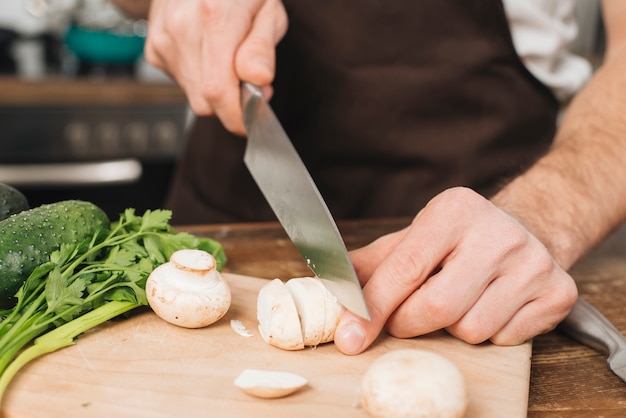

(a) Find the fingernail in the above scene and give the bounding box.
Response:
[336,322,366,355]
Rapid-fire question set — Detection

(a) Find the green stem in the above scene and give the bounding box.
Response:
[1,279,46,329]
[0,293,46,350]
[0,321,50,375]
[0,300,139,403]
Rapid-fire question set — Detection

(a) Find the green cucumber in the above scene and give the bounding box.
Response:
[0,183,29,221]
[0,200,110,308]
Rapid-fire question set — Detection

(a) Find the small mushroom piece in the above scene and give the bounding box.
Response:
[359,349,467,418]
[234,369,308,399]
[230,319,254,337]
[146,249,231,328]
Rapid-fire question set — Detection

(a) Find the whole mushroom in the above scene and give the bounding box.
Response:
[146,249,231,328]
[359,349,468,418]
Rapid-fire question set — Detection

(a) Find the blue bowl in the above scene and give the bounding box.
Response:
[64,24,145,64]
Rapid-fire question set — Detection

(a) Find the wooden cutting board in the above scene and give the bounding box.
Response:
[2,273,531,418]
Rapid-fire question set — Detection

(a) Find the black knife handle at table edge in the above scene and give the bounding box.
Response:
[558,297,626,355]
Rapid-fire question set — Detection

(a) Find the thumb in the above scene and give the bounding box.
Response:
[334,310,377,355]
[235,2,288,86]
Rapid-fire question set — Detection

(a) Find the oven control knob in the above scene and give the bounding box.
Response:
[124,122,149,154]
[64,121,91,156]
[95,122,120,156]
[153,121,179,155]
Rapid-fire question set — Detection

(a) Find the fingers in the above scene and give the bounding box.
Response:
[387,255,576,345]
[144,0,287,135]
[335,200,462,355]
[219,0,287,133]
[384,211,540,342]
[488,286,577,345]
[335,187,578,355]
[235,0,288,84]
[197,4,255,135]
[445,259,577,345]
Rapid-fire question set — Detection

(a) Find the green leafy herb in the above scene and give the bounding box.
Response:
[0,208,226,401]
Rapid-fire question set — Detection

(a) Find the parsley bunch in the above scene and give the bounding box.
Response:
[0,208,226,401]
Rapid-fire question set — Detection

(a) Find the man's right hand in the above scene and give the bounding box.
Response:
[144,0,288,135]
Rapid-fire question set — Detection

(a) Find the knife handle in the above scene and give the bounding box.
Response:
[558,297,626,355]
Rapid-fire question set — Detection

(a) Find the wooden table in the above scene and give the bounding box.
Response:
[183,218,626,417]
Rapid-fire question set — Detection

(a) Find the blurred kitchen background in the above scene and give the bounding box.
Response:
[0,0,607,219]
[0,0,188,218]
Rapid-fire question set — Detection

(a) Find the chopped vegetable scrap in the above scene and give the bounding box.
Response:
[231,319,254,337]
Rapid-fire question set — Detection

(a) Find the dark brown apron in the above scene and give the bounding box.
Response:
[164,0,558,225]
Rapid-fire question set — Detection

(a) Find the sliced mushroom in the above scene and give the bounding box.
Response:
[257,277,345,350]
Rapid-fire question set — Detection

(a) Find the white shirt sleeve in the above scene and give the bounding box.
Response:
[502,0,594,103]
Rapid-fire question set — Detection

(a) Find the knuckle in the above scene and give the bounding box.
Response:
[420,292,460,326]
[546,275,579,315]
[422,187,487,224]
[515,247,558,288]
[384,305,419,339]
[490,332,526,346]
[436,186,481,209]
[449,321,491,345]
[201,79,228,102]
[142,45,162,68]
[502,222,532,249]
[530,250,557,278]
[187,95,214,116]
[197,1,226,25]
[379,247,431,290]
[385,320,413,339]
[144,28,171,62]
[162,7,190,36]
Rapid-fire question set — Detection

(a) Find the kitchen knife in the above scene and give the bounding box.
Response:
[558,297,626,382]
[241,83,370,320]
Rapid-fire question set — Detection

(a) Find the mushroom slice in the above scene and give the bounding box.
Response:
[234,369,308,399]
[311,278,345,343]
[285,277,326,346]
[257,278,304,350]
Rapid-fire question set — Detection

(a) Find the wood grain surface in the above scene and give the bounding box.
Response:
[2,273,530,418]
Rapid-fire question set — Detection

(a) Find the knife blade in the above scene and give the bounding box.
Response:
[558,297,626,382]
[241,83,370,320]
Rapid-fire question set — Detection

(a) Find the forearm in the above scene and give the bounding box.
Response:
[492,49,626,270]
[109,0,151,18]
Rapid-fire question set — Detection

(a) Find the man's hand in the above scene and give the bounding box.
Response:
[334,187,578,355]
[144,0,288,135]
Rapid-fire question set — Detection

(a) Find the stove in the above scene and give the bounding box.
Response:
[0,77,190,218]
